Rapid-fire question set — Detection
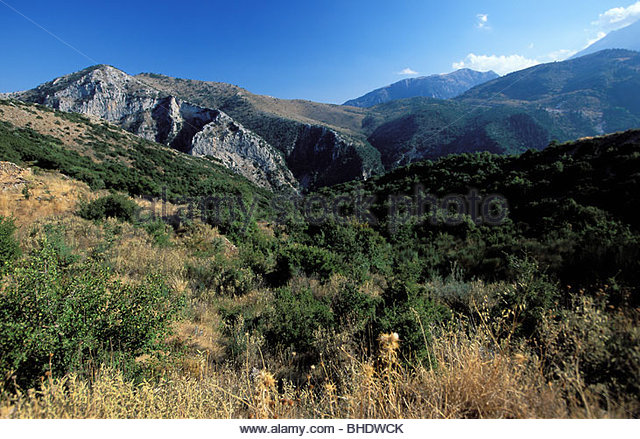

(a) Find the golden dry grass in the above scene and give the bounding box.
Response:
[0,162,93,230]
[1,327,613,419]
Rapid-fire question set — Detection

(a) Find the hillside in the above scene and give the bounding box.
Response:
[9,65,385,191]
[2,124,639,418]
[361,97,552,168]
[362,50,640,168]
[572,20,640,58]
[0,98,272,209]
[322,128,640,282]
[343,69,499,107]
[124,72,385,188]
[8,51,640,184]
[7,66,297,192]
[458,49,640,130]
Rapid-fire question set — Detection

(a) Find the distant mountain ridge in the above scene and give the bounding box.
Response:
[572,20,640,59]
[458,49,640,137]
[364,50,640,168]
[343,69,499,108]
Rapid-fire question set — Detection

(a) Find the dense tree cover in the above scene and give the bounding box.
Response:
[314,130,640,288]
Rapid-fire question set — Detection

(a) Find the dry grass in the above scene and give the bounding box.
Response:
[2,325,623,419]
[0,162,93,230]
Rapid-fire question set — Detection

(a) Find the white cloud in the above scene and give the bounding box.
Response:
[452,53,540,75]
[547,48,577,61]
[476,13,490,30]
[396,68,419,75]
[585,31,607,48]
[452,46,583,76]
[593,1,640,32]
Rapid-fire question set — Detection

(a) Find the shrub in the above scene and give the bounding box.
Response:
[0,237,180,389]
[142,219,172,247]
[185,256,256,299]
[494,256,560,340]
[0,216,20,269]
[276,244,339,280]
[376,281,451,362]
[78,194,139,222]
[265,287,333,353]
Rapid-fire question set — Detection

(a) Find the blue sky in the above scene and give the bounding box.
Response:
[1,0,639,103]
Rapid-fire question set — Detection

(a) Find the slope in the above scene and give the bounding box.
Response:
[572,20,640,58]
[0,98,272,209]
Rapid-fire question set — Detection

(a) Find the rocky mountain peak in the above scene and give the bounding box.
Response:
[11,66,298,192]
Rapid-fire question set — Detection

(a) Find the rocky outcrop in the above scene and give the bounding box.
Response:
[190,112,297,191]
[11,65,298,192]
[287,124,380,188]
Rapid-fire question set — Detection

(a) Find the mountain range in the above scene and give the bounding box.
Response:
[4,49,640,190]
[342,69,499,107]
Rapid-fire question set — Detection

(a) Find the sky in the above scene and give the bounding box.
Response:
[1,0,639,103]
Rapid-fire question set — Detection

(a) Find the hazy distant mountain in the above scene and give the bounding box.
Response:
[365,50,640,168]
[572,20,640,58]
[343,69,499,108]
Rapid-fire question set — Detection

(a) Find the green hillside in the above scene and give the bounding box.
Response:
[319,129,640,284]
[362,50,640,169]
[0,98,271,208]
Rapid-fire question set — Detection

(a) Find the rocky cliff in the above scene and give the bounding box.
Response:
[10,65,298,192]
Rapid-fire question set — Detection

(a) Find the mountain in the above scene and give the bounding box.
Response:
[8,65,297,192]
[8,50,640,182]
[343,69,499,107]
[363,49,640,168]
[123,73,383,188]
[0,97,272,208]
[459,49,640,136]
[572,20,640,59]
[10,66,383,191]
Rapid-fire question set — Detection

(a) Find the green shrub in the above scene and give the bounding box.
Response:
[0,237,180,389]
[276,244,339,280]
[142,219,172,247]
[185,256,256,299]
[376,281,451,362]
[0,216,20,269]
[78,194,139,222]
[265,287,333,353]
[494,256,560,339]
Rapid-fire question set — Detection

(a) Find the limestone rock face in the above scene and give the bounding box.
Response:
[11,65,298,192]
[190,112,297,191]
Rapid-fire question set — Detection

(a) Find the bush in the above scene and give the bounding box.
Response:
[0,216,20,269]
[265,287,333,353]
[376,281,451,362]
[276,244,339,280]
[142,219,172,247]
[78,194,140,222]
[0,237,180,389]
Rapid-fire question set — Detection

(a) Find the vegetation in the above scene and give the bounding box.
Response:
[0,99,272,209]
[0,216,20,269]
[77,194,140,222]
[0,105,639,418]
